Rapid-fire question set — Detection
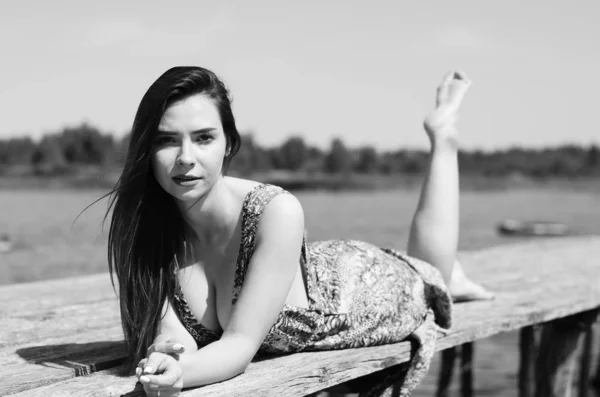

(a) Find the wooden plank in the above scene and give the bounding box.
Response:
[0,330,125,395]
[579,326,594,397]
[518,326,536,397]
[0,273,116,316]
[460,343,474,397]
[4,236,600,396]
[436,347,456,397]
[0,276,125,395]
[535,310,599,397]
[1,299,121,348]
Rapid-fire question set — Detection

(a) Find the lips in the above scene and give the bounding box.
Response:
[172,174,201,181]
[172,175,202,186]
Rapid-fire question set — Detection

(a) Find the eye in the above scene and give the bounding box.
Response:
[155,136,176,145]
[195,134,214,144]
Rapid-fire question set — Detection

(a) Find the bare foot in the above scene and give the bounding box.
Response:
[423,70,472,150]
[449,259,495,303]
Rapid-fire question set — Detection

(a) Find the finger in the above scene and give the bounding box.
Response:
[148,342,185,355]
[142,371,181,388]
[141,381,165,391]
[143,352,166,375]
[136,358,148,378]
[154,356,182,384]
[142,383,170,396]
[142,357,182,387]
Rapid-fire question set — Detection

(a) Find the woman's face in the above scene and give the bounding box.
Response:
[151,94,228,203]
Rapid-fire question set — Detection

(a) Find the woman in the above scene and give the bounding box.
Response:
[107,66,490,396]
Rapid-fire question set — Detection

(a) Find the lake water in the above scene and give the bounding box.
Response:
[1,187,599,395]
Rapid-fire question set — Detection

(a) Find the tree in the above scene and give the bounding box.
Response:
[304,146,325,173]
[0,137,36,165]
[585,145,599,173]
[279,136,308,171]
[32,135,67,173]
[399,150,428,174]
[324,138,352,173]
[229,133,258,174]
[60,123,115,164]
[354,146,379,173]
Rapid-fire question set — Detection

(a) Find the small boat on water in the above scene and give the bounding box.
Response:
[0,234,13,253]
[497,219,569,237]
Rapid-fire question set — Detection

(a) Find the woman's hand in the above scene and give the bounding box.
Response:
[423,70,472,150]
[136,352,183,397]
[147,340,186,357]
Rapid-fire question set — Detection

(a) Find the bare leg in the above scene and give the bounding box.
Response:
[407,72,494,301]
[407,71,468,284]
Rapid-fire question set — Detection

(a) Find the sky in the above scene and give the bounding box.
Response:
[1,0,599,151]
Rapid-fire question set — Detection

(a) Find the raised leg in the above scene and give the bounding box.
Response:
[407,71,470,284]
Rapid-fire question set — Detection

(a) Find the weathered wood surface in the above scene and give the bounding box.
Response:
[534,310,599,397]
[436,347,456,397]
[0,275,124,394]
[2,236,600,396]
[460,343,474,397]
[579,327,594,397]
[518,326,536,397]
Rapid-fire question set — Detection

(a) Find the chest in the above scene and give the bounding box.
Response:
[177,241,241,333]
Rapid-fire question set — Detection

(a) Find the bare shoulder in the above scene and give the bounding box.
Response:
[224,176,262,199]
[262,191,303,216]
[223,176,304,226]
[257,192,304,237]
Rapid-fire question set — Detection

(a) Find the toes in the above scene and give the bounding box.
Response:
[453,70,471,84]
[436,70,472,108]
[447,70,472,109]
[436,71,455,106]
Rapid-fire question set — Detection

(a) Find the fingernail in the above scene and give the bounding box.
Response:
[173,344,184,351]
[144,366,153,374]
[135,368,141,376]
[140,375,150,383]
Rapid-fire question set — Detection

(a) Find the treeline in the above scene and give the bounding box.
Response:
[1,123,599,178]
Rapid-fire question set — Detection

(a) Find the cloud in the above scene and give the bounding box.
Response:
[434,25,483,52]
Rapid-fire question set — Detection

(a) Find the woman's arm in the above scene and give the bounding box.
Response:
[177,193,305,387]
[136,298,200,394]
[407,71,471,284]
[152,298,199,354]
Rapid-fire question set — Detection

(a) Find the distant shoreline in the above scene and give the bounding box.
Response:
[0,171,598,193]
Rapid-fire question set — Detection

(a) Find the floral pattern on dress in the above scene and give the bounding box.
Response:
[172,184,452,396]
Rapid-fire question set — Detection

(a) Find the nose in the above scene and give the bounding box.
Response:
[176,139,195,167]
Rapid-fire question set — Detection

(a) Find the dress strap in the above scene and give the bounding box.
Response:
[232,184,290,304]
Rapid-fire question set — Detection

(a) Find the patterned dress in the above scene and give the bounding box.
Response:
[172,184,452,396]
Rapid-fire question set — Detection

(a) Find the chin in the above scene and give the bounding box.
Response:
[170,177,219,203]
[171,186,206,203]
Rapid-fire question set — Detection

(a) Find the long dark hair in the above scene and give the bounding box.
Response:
[106,66,241,370]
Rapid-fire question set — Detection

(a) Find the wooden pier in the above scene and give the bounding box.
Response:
[1,236,599,396]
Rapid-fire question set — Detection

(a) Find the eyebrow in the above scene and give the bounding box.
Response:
[156,128,217,135]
